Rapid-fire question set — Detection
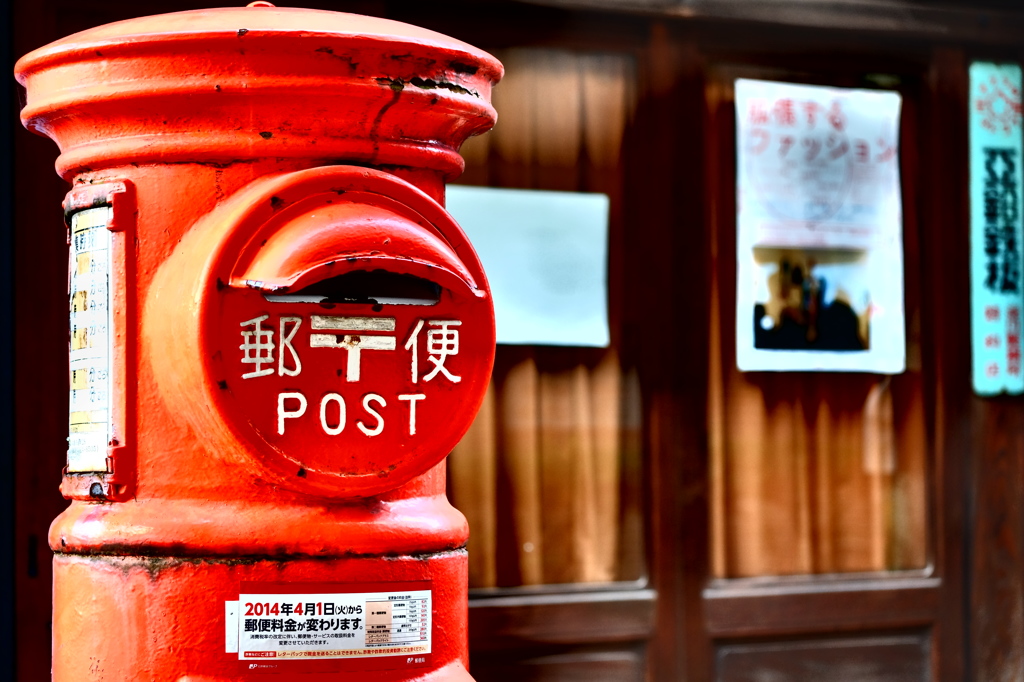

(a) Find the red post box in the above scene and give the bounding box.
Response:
[15,4,501,680]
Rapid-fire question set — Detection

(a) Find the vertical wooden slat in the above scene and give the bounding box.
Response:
[571,363,601,582]
[707,75,729,579]
[726,380,768,576]
[813,395,836,572]
[580,54,629,171]
[591,349,622,582]
[708,275,728,578]
[712,292,729,577]
[862,380,895,571]
[833,386,869,572]
[448,385,497,587]
[759,381,812,575]
[792,391,814,573]
[617,367,645,581]
[538,363,597,583]
[763,393,804,574]
[537,366,574,583]
[890,376,927,570]
[532,50,582,191]
[491,49,537,188]
[498,354,544,585]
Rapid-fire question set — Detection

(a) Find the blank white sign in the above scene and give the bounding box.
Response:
[446,185,610,347]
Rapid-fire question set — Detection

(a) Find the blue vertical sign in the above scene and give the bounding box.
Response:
[971,63,1024,395]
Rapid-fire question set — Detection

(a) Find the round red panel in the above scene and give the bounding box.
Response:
[197,167,495,498]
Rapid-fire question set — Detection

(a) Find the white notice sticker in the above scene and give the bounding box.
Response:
[235,588,431,663]
[68,206,113,472]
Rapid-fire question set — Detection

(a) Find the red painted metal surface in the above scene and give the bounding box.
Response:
[15,4,500,680]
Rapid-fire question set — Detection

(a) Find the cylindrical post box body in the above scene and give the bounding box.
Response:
[16,6,501,680]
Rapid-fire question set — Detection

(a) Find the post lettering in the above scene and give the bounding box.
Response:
[277,392,307,435]
[357,394,386,437]
[278,316,303,376]
[398,394,426,435]
[319,393,346,435]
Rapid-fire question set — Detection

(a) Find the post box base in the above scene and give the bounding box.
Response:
[173,661,475,682]
[52,550,473,681]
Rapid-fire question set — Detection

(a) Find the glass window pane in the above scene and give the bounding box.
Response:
[446,48,644,588]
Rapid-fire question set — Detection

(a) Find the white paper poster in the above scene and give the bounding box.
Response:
[224,582,433,675]
[735,79,905,373]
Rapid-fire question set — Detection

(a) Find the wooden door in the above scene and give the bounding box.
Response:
[637,24,972,682]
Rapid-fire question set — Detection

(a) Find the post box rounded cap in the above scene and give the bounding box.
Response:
[17,6,501,80]
[16,6,502,179]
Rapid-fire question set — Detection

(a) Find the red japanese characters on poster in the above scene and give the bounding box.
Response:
[735,79,905,373]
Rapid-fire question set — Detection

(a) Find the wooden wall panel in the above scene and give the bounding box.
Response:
[704,578,940,638]
[468,589,656,650]
[716,634,930,682]
[969,399,1024,682]
[471,646,646,682]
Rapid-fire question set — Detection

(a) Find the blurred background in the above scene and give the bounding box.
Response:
[6,0,1024,680]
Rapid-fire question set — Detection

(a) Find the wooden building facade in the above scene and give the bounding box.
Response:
[8,0,1024,680]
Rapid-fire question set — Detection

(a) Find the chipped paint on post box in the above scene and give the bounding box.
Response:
[15,4,500,680]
